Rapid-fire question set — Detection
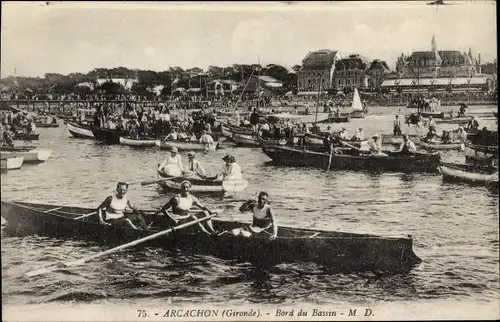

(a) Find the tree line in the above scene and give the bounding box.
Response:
[0,64,301,97]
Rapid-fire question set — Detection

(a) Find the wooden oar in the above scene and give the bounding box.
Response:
[25,213,217,277]
[74,211,97,220]
[326,144,333,172]
[141,176,183,186]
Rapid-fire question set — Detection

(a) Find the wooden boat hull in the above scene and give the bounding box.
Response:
[465,143,498,166]
[157,177,248,195]
[259,139,440,173]
[91,128,123,144]
[0,149,52,163]
[349,111,365,118]
[14,133,39,141]
[0,156,24,171]
[155,140,218,151]
[119,137,157,147]
[417,140,464,151]
[420,112,445,119]
[304,133,369,150]
[317,116,350,123]
[232,132,259,147]
[67,122,94,139]
[439,162,498,189]
[381,134,421,146]
[435,117,469,125]
[0,201,422,273]
[35,122,59,128]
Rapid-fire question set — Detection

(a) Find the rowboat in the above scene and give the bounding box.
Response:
[380,134,420,146]
[0,156,24,171]
[67,122,94,139]
[349,110,365,119]
[439,162,498,189]
[119,137,157,147]
[465,143,498,166]
[303,133,369,150]
[420,111,445,119]
[259,138,440,173]
[91,128,123,144]
[435,117,469,125]
[220,124,259,147]
[155,140,218,151]
[156,176,248,195]
[14,133,39,141]
[417,140,465,151]
[35,122,59,128]
[0,148,52,163]
[317,115,350,123]
[0,201,422,273]
[221,124,254,137]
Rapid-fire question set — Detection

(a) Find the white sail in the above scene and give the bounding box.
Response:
[352,88,363,111]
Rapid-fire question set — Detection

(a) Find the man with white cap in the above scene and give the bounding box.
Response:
[157,146,184,177]
[184,152,206,179]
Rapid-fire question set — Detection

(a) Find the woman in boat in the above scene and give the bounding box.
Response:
[232,191,278,240]
[216,155,243,181]
[157,180,217,235]
[158,147,184,177]
[96,182,148,230]
[184,152,206,179]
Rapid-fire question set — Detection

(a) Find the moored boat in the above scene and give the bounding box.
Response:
[303,132,369,150]
[156,176,248,195]
[155,140,218,151]
[439,162,498,189]
[67,122,94,139]
[35,122,59,128]
[259,138,440,173]
[417,140,465,151]
[0,156,24,171]
[435,117,470,125]
[0,148,52,163]
[465,143,498,166]
[420,111,445,119]
[220,124,258,147]
[119,137,157,147]
[91,128,124,144]
[380,134,420,146]
[0,200,422,273]
[317,115,350,123]
[14,133,39,141]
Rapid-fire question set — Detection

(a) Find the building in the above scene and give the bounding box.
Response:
[235,75,284,96]
[332,54,371,91]
[296,50,342,94]
[395,35,478,78]
[366,59,391,90]
[96,77,138,91]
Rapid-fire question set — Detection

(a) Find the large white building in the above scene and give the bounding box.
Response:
[296,50,342,94]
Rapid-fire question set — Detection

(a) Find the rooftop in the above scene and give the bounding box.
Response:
[301,50,339,70]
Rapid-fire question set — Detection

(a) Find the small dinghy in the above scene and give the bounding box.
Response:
[439,162,498,189]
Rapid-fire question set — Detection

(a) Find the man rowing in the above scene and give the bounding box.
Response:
[216,155,243,181]
[368,134,387,156]
[184,152,206,179]
[231,191,278,239]
[158,147,184,177]
[96,182,148,230]
[157,181,217,235]
[397,134,417,154]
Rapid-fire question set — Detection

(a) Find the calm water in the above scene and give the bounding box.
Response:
[1,107,498,306]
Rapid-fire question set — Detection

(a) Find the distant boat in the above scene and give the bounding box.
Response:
[349,88,365,118]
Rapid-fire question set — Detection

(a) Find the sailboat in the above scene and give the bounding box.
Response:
[347,88,365,118]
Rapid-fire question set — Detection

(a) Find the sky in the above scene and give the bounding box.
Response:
[1,1,497,78]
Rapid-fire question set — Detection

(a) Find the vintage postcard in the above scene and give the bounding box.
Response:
[1,1,498,321]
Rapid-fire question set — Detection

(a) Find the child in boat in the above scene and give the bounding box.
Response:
[232,191,278,239]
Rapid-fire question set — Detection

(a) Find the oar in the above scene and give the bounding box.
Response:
[141,175,184,186]
[74,211,97,220]
[25,213,217,278]
[327,144,333,172]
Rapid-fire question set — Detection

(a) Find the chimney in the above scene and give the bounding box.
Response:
[478,53,481,65]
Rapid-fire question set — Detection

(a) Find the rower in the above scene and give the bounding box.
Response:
[157,147,184,177]
[368,135,387,156]
[184,152,206,179]
[467,116,479,131]
[456,126,468,142]
[231,191,278,240]
[393,115,402,135]
[441,130,452,144]
[217,155,243,181]
[424,129,438,142]
[157,181,216,235]
[397,134,417,154]
[427,116,436,132]
[96,182,148,230]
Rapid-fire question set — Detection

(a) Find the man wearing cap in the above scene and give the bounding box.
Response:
[158,147,184,177]
[184,152,206,179]
[368,135,387,156]
[217,155,243,181]
[397,134,417,154]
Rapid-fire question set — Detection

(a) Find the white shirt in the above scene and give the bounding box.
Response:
[186,159,206,177]
[398,140,417,152]
[159,154,184,172]
[166,132,178,140]
[222,162,243,180]
[428,119,436,128]
[199,134,214,144]
[260,123,270,132]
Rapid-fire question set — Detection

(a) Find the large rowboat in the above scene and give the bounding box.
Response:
[220,124,258,147]
[0,156,24,171]
[119,137,157,147]
[0,147,52,163]
[304,133,369,150]
[417,140,465,151]
[439,162,498,189]
[156,176,248,195]
[155,140,218,152]
[420,111,445,119]
[259,138,440,173]
[381,134,421,146]
[91,128,124,144]
[0,201,422,273]
[67,122,94,139]
[435,117,469,125]
[465,143,498,166]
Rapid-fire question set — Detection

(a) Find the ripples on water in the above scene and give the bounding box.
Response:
[1,112,498,305]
